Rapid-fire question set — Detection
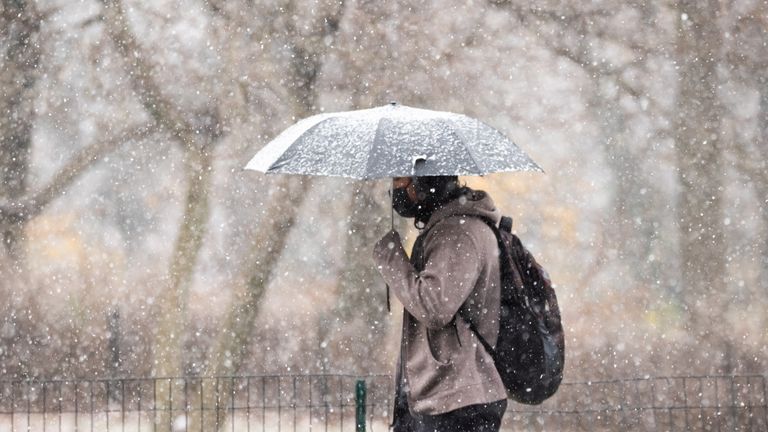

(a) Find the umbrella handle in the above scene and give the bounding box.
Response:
[387,181,393,313]
[391,182,394,231]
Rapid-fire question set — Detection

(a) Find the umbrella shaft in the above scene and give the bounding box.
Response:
[391,183,394,231]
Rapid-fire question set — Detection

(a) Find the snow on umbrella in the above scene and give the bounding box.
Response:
[245,102,543,179]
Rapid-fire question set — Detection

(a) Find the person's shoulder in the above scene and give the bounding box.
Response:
[428,215,494,243]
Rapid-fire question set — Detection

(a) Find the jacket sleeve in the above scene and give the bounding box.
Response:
[373,225,481,329]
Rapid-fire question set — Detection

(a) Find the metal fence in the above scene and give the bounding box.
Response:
[0,374,765,431]
[510,375,767,431]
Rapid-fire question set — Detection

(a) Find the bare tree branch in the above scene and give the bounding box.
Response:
[100,0,211,148]
[489,0,670,117]
[730,76,768,189]
[0,122,157,222]
[487,1,614,22]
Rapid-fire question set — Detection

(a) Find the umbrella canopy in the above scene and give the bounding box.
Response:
[245,103,542,179]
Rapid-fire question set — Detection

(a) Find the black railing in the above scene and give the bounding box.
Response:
[509,375,768,431]
[0,374,765,431]
[0,374,392,432]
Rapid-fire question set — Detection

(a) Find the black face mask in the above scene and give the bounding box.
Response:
[392,186,419,218]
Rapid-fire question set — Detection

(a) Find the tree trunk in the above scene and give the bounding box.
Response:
[152,145,215,431]
[0,2,40,366]
[673,0,726,353]
[757,74,768,292]
[190,58,323,432]
[0,0,40,257]
[101,3,223,428]
[319,182,390,373]
[592,89,666,292]
[188,1,347,429]
[184,175,312,431]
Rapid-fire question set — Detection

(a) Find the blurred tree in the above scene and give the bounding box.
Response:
[0,2,154,259]
[756,74,768,290]
[727,2,768,292]
[559,4,671,298]
[191,1,345,429]
[672,0,727,350]
[1,1,155,378]
[317,181,391,374]
[100,0,223,428]
[488,1,675,287]
[0,0,40,257]
[0,2,43,351]
[484,0,765,374]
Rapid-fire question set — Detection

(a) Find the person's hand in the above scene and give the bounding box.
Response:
[373,230,402,258]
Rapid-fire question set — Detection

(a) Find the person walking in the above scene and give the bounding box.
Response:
[373,175,508,432]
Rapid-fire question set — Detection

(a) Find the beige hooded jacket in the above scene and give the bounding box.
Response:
[373,190,507,415]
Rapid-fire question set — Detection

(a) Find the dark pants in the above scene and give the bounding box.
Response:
[394,398,508,432]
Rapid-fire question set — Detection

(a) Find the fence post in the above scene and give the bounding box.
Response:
[356,380,367,432]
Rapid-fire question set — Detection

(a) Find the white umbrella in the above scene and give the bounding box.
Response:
[245,102,542,179]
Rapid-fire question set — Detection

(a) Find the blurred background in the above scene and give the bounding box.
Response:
[1,0,766,392]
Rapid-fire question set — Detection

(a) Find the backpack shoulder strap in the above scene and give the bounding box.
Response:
[460,308,497,354]
[455,215,510,354]
[499,215,513,233]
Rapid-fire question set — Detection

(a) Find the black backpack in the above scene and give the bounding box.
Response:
[460,215,565,405]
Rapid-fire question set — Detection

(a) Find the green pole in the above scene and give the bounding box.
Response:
[355,379,367,432]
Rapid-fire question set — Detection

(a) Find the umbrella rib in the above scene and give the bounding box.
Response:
[246,113,331,173]
[439,118,485,174]
[361,116,389,179]
[267,117,335,174]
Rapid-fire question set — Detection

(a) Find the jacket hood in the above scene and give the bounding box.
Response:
[423,188,501,232]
